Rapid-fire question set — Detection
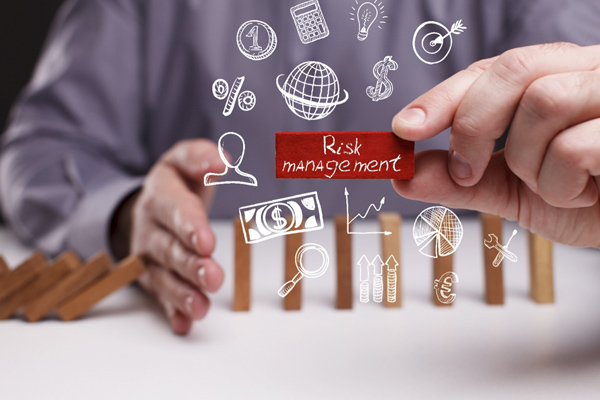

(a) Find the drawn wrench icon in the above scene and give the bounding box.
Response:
[484,230,518,267]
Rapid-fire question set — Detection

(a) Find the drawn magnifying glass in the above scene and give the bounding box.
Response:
[278,243,329,298]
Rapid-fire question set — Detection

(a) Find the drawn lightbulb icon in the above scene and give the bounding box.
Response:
[356,1,378,41]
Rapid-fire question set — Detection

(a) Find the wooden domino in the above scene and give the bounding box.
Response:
[480,213,504,305]
[528,232,554,303]
[379,212,401,307]
[23,251,112,322]
[284,216,303,310]
[335,215,353,309]
[57,255,145,321]
[433,253,454,306]
[0,256,9,276]
[233,218,251,311]
[0,251,80,320]
[0,251,47,302]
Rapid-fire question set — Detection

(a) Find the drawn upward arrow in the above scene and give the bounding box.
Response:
[357,255,370,281]
[385,255,399,271]
[371,255,384,275]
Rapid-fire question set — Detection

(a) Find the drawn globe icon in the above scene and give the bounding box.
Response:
[276,61,349,121]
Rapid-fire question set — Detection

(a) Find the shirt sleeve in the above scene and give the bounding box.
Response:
[0,0,148,259]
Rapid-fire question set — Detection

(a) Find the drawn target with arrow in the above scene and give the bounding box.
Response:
[412,19,467,65]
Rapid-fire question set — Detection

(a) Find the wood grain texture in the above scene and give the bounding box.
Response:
[379,212,401,308]
[0,251,47,302]
[276,131,414,179]
[335,215,353,309]
[528,232,554,303]
[480,213,504,305]
[0,251,80,320]
[233,218,251,311]
[23,251,111,322]
[433,254,454,306]
[284,216,303,310]
[0,256,9,275]
[57,255,145,321]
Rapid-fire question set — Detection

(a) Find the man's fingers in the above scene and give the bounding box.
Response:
[392,57,495,141]
[139,264,211,332]
[450,43,600,186]
[506,71,600,192]
[391,150,520,219]
[140,165,215,256]
[143,223,224,293]
[537,119,600,208]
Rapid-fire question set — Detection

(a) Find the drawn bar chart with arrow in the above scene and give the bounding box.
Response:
[345,187,391,235]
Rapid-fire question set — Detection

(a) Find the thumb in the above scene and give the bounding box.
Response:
[392,57,496,141]
[162,139,226,182]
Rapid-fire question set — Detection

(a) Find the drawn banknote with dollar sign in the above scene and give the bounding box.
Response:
[239,192,324,244]
[366,55,398,102]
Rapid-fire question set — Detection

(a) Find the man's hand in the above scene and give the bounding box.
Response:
[392,43,600,248]
[112,139,226,334]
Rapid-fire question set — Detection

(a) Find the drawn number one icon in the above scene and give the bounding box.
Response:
[247,25,262,51]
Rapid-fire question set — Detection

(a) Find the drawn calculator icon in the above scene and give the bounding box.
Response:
[290,0,330,44]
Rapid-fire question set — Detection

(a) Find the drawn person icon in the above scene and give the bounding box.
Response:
[204,132,258,187]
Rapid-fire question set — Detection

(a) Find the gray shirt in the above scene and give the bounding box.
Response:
[1,0,598,258]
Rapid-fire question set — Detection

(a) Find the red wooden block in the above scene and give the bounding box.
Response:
[276,131,414,180]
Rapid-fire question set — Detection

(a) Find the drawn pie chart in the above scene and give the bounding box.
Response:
[413,206,463,258]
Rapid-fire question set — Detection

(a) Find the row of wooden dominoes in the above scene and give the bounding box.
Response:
[0,251,145,322]
[233,213,555,311]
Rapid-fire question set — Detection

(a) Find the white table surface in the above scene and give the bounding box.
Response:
[1,217,599,400]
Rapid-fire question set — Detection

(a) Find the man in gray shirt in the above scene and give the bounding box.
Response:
[2,0,599,333]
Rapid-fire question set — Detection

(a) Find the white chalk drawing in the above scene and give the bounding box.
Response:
[413,206,463,258]
[276,61,349,121]
[345,187,391,235]
[236,20,278,61]
[349,0,387,41]
[358,255,395,303]
[484,229,518,267]
[358,255,371,303]
[239,192,324,244]
[366,55,398,102]
[279,243,329,298]
[290,0,329,44]
[204,132,257,187]
[412,19,467,65]
[434,271,459,305]
[212,76,256,116]
[373,258,383,303]
[386,255,398,303]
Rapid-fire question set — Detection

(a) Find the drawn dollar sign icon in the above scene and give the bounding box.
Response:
[366,55,398,102]
[271,205,288,230]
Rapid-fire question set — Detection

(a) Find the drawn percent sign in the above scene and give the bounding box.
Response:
[212,76,256,117]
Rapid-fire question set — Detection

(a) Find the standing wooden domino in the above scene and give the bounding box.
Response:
[379,212,401,307]
[528,232,554,303]
[0,256,9,276]
[0,251,80,320]
[233,218,251,311]
[0,251,47,302]
[335,215,353,309]
[433,253,454,306]
[23,251,112,322]
[480,213,504,305]
[284,216,303,310]
[57,255,146,321]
